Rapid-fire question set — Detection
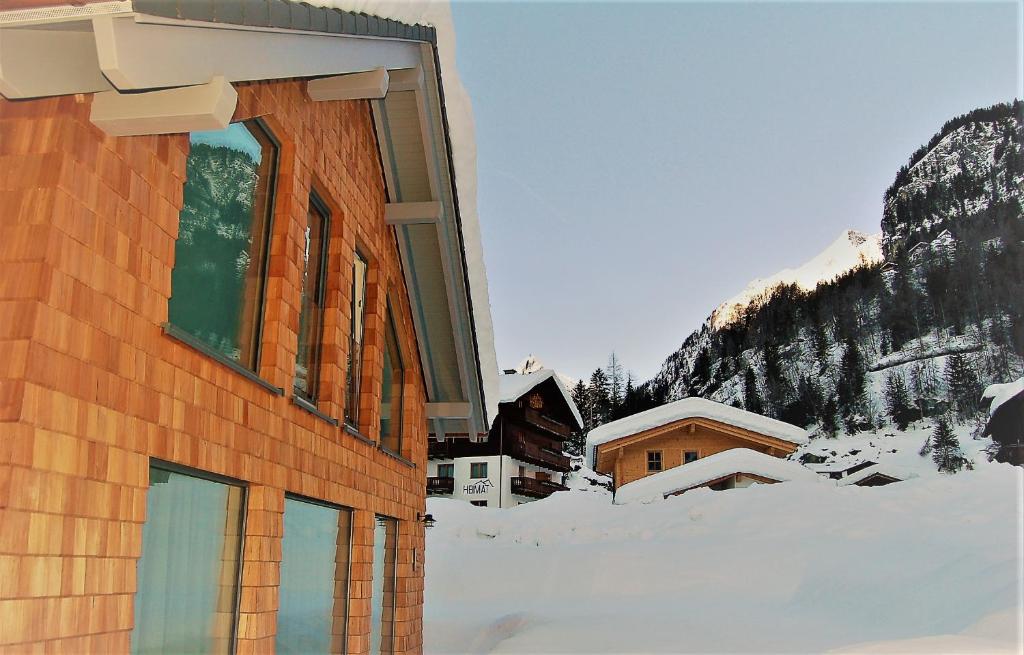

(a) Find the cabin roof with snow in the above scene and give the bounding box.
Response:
[499,370,584,431]
[587,397,808,469]
[614,448,820,503]
[0,0,500,438]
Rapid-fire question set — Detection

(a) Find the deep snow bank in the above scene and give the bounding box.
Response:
[424,467,1022,654]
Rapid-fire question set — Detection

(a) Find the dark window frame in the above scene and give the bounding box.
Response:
[344,249,370,430]
[167,117,280,375]
[293,190,332,404]
[470,462,488,479]
[437,463,454,479]
[470,500,488,507]
[647,450,663,472]
[379,298,405,455]
[684,450,700,464]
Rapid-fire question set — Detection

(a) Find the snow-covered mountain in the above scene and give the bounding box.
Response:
[510,354,577,388]
[710,229,882,329]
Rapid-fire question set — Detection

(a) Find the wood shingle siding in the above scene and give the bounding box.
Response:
[0,79,427,653]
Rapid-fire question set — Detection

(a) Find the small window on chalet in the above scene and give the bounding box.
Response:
[379,301,404,453]
[647,451,663,473]
[684,451,699,464]
[470,462,488,479]
[470,500,488,507]
[437,464,454,479]
[294,193,330,402]
[345,251,368,427]
[168,120,278,372]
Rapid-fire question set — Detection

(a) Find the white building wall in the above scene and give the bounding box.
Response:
[427,455,564,508]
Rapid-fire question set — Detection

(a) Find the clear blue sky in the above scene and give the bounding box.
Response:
[451,1,1021,382]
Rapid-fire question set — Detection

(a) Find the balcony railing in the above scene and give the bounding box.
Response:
[510,476,568,499]
[506,435,571,472]
[426,477,455,495]
[511,407,572,438]
[428,440,454,460]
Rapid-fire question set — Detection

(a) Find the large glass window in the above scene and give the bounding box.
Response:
[168,120,278,371]
[277,496,352,655]
[294,194,331,402]
[344,252,368,426]
[132,465,245,655]
[369,516,398,655]
[379,303,404,453]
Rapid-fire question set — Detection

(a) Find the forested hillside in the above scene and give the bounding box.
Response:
[567,101,1023,464]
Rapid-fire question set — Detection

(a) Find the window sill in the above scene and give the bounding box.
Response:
[292,395,339,427]
[379,447,415,468]
[162,323,283,396]
[343,423,376,446]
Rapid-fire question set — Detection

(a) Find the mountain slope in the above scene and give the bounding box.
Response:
[711,229,882,329]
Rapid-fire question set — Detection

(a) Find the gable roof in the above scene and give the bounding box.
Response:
[614,448,820,504]
[499,370,584,431]
[0,0,501,438]
[587,397,808,467]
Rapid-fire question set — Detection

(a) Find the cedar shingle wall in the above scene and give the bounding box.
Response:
[0,81,427,653]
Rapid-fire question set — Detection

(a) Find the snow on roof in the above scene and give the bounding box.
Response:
[499,370,584,430]
[982,377,1024,417]
[587,397,809,466]
[837,463,915,487]
[807,459,877,474]
[614,448,821,504]
[310,0,501,427]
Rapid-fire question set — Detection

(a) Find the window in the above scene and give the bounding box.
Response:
[647,451,663,472]
[470,500,488,507]
[277,496,352,655]
[132,464,245,655]
[470,462,488,479]
[344,251,368,426]
[684,451,700,464]
[379,302,404,453]
[437,463,454,479]
[370,516,398,655]
[168,120,278,371]
[294,194,331,402]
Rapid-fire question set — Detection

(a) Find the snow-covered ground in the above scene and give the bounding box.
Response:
[424,464,1022,654]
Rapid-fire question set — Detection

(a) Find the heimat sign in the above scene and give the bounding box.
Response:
[464,479,494,495]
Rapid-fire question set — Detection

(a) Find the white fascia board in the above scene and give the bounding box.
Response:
[93,15,420,91]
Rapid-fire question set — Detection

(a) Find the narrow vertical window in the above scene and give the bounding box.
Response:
[294,194,330,402]
[277,497,352,654]
[168,120,278,371]
[132,465,245,655]
[369,516,398,655]
[345,252,368,426]
[379,303,404,453]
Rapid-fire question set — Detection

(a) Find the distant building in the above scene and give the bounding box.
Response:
[587,397,808,493]
[427,370,583,507]
[982,379,1024,466]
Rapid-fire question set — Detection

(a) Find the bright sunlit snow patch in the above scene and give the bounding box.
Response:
[425,465,1022,654]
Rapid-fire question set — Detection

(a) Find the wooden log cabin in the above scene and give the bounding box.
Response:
[587,397,808,493]
[0,1,500,652]
[426,370,583,508]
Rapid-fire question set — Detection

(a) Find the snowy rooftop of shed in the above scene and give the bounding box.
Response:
[499,370,584,430]
[982,377,1024,416]
[614,448,821,504]
[587,397,809,465]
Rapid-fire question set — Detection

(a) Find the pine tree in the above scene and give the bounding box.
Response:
[945,353,981,419]
[606,353,625,413]
[837,337,867,431]
[743,368,764,415]
[588,368,611,428]
[931,417,966,473]
[568,379,591,455]
[884,371,917,430]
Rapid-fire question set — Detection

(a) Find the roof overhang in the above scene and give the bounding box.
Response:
[0,0,493,438]
[593,417,801,473]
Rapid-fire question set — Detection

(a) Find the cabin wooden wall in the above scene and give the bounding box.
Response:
[611,424,776,489]
[0,80,427,653]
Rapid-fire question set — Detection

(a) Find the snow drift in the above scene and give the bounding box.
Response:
[424,465,1022,654]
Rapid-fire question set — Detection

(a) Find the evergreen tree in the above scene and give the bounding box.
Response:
[743,368,764,415]
[837,337,867,430]
[931,417,966,473]
[884,371,918,430]
[606,353,625,413]
[588,368,611,428]
[567,379,591,455]
[945,353,982,419]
